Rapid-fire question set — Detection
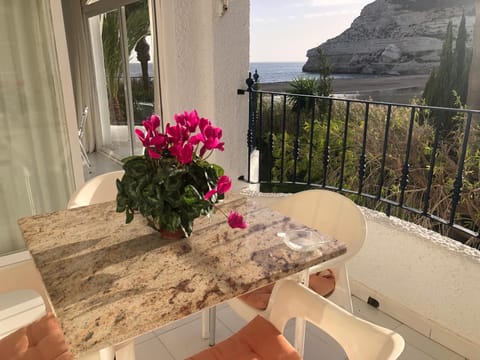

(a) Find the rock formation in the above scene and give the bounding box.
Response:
[303,0,476,75]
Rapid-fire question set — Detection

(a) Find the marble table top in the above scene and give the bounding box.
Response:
[18,195,346,357]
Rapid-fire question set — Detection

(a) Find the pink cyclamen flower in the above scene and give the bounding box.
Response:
[174,110,200,132]
[170,142,194,164]
[189,117,225,156]
[135,128,151,147]
[228,211,247,229]
[189,118,211,145]
[204,188,217,200]
[150,133,168,150]
[216,175,232,194]
[199,125,225,156]
[166,123,189,143]
[142,114,161,133]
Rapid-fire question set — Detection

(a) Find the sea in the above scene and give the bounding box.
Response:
[129,62,368,84]
[249,62,306,83]
[249,62,372,83]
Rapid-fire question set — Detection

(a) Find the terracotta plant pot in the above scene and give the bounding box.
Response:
[160,227,185,240]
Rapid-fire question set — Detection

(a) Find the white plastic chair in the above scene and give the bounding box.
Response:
[228,189,367,354]
[271,280,404,359]
[191,279,405,360]
[67,170,125,209]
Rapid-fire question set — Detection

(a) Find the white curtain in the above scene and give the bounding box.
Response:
[0,0,76,254]
[62,0,99,153]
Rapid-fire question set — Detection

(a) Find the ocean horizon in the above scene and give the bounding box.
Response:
[129,62,375,84]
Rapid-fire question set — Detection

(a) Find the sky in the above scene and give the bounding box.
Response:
[250,0,374,62]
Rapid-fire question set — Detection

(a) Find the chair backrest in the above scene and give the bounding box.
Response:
[67,170,124,209]
[267,280,405,360]
[270,189,366,266]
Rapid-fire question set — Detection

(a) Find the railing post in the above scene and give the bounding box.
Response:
[358,103,369,195]
[339,101,351,191]
[306,103,316,185]
[399,107,416,207]
[293,109,301,182]
[322,99,333,187]
[423,110,441,215]
[450,113,473,225]
[246,70,259,182]
[378,104,392,200]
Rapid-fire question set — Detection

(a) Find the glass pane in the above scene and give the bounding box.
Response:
[88,0,153,161]
[131,35,154,131]
[126,0,153,155]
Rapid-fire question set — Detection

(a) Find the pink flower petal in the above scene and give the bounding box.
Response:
[174,142,194,164]
[216,175,232,194]
[204,188,217,200]
[147,148,161,159]
[228,211,247,229]
[148,115,160,130]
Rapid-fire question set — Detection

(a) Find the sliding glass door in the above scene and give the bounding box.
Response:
[87,0,156,160]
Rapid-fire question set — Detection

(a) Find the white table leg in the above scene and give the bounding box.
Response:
[98,339,135,360]
[294,269,309,357]
[98,347,115,360]
[201,309,209,339]
[208,307,216,346]
[115,340,136,360]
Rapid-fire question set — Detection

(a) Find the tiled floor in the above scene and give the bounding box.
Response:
[83,151,122,181]
[131,296,466,360]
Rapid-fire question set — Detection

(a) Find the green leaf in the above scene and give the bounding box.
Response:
[211,164,224,178]
[183,185,201,205]
[123,157,149,178]
[165,172,183,191]
[116,197,127,212]
[126,209,134,224]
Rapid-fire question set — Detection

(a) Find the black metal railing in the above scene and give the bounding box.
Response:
[240,72,480,248]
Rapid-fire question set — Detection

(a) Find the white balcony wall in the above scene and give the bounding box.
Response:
[349,209,480,359]
[154,0,249,185]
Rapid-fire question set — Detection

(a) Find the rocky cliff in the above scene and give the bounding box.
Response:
[303,0,476,75]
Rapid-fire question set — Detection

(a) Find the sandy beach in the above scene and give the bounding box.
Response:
[258,74,429,103]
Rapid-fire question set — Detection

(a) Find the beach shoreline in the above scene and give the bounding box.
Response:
[258,74,429,103]
[260,74,429,93]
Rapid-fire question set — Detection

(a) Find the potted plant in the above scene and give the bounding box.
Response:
[116,110,247,238]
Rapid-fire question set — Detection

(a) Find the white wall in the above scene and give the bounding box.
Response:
[350,208,480,359]
[155,0,250,186]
